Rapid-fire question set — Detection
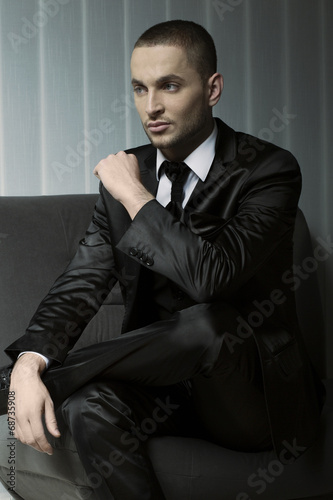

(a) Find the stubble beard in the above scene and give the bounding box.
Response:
[142,106,210,155]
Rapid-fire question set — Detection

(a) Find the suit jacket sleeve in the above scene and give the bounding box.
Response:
[5,190,117,365]
[116,147,301,303]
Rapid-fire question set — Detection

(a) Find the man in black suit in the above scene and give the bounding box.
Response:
[5,20,323,499]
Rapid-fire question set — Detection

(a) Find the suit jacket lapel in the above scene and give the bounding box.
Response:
[139,148,158,196]
[183,118,238,221]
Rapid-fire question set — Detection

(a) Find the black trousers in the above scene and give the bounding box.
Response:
[43,302,272,500]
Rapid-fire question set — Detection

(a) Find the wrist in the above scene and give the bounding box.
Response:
[122,187,154,219]
[13,352,46,376]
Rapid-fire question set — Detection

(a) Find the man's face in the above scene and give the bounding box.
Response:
[130,45,214,161]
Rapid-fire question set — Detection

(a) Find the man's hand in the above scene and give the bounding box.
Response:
[93,151,154,219]
[9,353,60,455]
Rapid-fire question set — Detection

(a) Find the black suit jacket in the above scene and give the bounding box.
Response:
[6,118,324,459]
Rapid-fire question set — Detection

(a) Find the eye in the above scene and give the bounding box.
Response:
[164,83,179,92]
[133,86,146,95]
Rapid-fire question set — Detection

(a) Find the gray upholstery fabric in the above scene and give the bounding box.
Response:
[0,195,100,366]
[0,414,95,500]
[0,195,332,500]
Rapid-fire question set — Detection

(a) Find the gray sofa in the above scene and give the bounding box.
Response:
[0,194,332,500]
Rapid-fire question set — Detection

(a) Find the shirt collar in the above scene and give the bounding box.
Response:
[156,119,218,181]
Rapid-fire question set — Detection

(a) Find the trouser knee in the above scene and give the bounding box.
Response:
[61,380,129,434]
[169,301,240,361]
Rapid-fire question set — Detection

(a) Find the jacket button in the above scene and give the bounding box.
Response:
[140,252,147,262]
[175,289,185,301]
[146,257,154,266]
[129,247,138,256]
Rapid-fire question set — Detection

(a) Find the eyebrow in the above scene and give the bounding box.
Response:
[131,74,186,86]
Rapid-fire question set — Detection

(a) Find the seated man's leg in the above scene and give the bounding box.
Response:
[2,302,268,499]
[192,332,272,452]
[54,301,270,499]
[44,302,227,410]
[60,379,191,500]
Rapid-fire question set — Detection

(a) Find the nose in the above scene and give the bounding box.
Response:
[145,90,164,117]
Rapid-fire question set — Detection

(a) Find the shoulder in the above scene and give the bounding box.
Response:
[215,118,300,178]
[215,119,302,205]
[235,132,302,190]
[236,130,299,167]
[124,143,156,161]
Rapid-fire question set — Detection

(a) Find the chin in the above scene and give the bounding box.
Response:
[149,136,173,150]
[144,127,173,149]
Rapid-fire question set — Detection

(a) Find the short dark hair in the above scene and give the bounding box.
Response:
[134,20,217,82]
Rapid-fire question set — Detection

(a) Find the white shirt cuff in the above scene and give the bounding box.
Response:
[18,351,50,370]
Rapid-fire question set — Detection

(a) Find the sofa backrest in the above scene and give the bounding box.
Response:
[0,195,326,377]
[0,194,98,365]
[293,209,326,377]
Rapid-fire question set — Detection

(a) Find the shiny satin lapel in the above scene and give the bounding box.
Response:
[183,118,238,221]
[140,150,158,196]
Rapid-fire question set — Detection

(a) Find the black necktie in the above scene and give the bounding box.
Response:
[162,161,190,218]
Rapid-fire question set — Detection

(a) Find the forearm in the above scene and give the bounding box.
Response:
[6,195,117,365]
[18,351,50,369]
[6,266,116,365]
[121,184,155,220]
[117,154,301,302]
[12,352,46,376]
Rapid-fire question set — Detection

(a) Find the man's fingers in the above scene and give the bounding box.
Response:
[15,417,50,454]
[30,413,54,455]
[13,415,54,454]
[13,420,23,443]
[44,399,61,439]
[8,356,61,455]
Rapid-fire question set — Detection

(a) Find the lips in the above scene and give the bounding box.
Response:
[147,121,171,133]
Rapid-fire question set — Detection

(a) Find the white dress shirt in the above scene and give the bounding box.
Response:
[21,120,218,368]
[155,120,218,207]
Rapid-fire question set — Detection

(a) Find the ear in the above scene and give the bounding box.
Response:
[207,73,224,107]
